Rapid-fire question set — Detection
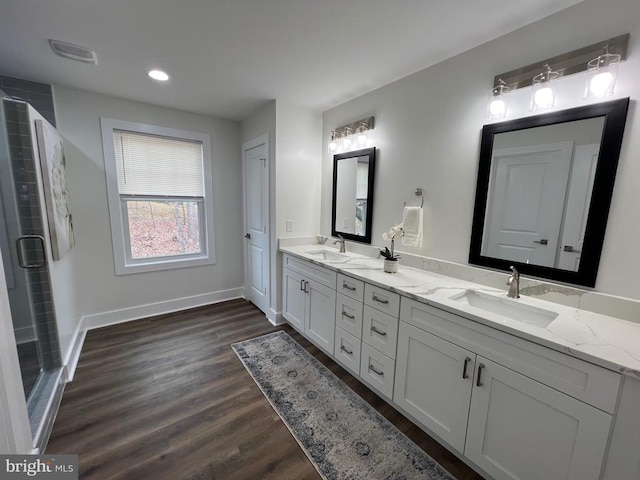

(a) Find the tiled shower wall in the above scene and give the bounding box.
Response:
[0,75,56,127]
[4,99,62,370]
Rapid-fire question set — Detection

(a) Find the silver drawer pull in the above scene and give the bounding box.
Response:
[342,282,356,291]
[372,295,389,305]
[342,311,355,320]
[371,326,387,337]
[369,365,384,376]
[340,345,353,355]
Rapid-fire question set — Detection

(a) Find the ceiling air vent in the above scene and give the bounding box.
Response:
[48,39,98,65]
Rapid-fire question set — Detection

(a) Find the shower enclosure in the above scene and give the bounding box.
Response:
[0,95,65,451]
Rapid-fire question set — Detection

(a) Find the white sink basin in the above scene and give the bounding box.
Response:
[305,250,350,262]
[450,290,558,328]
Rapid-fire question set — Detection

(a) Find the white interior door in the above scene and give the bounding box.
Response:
[557,144,599,271]
[243,138,269,314]
[483,142,573,267]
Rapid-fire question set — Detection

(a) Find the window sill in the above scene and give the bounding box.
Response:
[115,254,215,276]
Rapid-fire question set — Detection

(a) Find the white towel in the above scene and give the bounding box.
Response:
[401,206,423,248]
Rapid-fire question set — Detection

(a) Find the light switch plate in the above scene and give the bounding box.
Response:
[286,220,294,232]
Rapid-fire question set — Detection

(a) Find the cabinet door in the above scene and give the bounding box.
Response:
[466,357,612,480]
[282,268,306,332]
[394,322,475,452]
[305,280,336,355]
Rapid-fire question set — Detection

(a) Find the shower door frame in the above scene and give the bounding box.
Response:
[0,254,34,453]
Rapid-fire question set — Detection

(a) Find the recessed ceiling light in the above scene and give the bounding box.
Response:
[147,69,170,82]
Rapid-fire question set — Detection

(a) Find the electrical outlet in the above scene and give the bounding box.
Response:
[286,220,294,232]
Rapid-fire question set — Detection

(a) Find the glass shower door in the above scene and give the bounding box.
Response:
[0,97,62,409]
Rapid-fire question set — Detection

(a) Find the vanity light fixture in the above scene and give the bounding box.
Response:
[487,79,510,120]
[490,34,628,117]
[328,116,374,153]
[530,65,559,111]
[584,45,620,99]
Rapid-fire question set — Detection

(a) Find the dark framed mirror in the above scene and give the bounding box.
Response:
[332,147,376,244]
[469,97,630,287]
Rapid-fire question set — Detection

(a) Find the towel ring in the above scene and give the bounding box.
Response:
[404,188,424,208]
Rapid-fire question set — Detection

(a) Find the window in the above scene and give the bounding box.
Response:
[101,118,215,274]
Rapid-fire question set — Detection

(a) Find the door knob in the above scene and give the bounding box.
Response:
[563,245,581,253]
[533,239,548,245]
[244,233,251,239]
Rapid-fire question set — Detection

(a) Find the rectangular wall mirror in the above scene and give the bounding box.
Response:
[469,98,630,287]
[332,147,376,244]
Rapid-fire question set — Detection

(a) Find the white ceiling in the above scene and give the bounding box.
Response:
[0,0,581,121]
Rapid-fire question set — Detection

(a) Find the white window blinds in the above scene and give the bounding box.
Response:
[113,130,204,197]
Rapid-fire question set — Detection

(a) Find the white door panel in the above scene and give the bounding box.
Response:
[243,140,269,314]
[558,144,599,271]
[484,142,573,267]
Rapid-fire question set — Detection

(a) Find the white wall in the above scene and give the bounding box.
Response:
[53,87,244,353]
[275,100,322,239]
[241,100,322,317]
[321,0,640,300]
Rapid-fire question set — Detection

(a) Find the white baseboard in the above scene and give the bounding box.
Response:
[64,324,86,382]
[65,288,244,381]
[266,309,286,326]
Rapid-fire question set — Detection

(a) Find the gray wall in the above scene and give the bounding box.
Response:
[53,86,243,357]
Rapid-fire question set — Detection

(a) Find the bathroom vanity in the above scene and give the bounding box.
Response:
[280,244,640,480]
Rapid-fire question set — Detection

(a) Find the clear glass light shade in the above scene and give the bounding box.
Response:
[340,128,353,152]
[487,83,510,120]
[530,68,559,111]
[356,126,368,146]
[328,131,338,153]
[584,53,620,99]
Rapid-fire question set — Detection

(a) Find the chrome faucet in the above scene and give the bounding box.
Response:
[333,235,346,253]
[506,266,520,298]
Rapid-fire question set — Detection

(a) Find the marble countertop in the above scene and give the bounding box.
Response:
[281,244,640,378]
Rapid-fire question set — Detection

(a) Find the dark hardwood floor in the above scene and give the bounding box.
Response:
[47,299,486,480]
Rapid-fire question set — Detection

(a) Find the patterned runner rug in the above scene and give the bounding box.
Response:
[232,330,456,480]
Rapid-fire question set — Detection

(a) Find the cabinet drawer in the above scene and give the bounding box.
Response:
[360,343,395,400]
[400,297,621,413]
[337,273,364,301]
[283,254,337,289]
[335,293,363,338]
[364,284,400,316]
[334,327,361,376]
[362,305,399,359]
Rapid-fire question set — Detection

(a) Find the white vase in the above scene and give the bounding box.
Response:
[384,259,398,273]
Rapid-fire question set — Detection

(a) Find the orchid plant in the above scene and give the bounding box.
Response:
[380,223,405,261]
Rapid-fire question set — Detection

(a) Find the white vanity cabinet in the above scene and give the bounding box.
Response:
[394,321,476,452]
[282,255,337,355]
[396,297,621,480]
